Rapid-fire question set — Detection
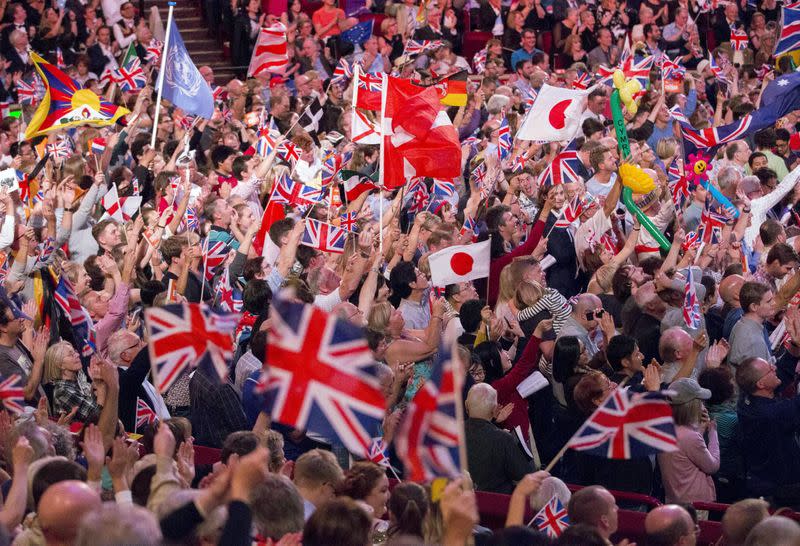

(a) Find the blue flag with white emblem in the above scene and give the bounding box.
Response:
[160,19,214,118]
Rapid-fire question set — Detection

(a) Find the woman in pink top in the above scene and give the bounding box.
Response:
[658,378,721,504]
[312,0,346,38]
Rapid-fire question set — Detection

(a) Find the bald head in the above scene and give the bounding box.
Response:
[645,505,695,546]
[39,480,101,546]
[659,326,693,363]
[719,274,745,307]
[722,499,769,546]
[745,516,800,546]
[567,486,618,539]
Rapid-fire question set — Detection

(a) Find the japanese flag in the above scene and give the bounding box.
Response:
[517,84,594,142]
[428,240,491,287]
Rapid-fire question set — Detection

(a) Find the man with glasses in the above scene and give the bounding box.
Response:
[443,280,479,341]
[558,293,612,359]
[644,504,698,546]
[0,298,44,404]
[774,128,799,171]
[106,329,169,431]
[736,356,800,503]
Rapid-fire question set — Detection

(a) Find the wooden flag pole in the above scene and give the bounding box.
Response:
[150,2,176,148]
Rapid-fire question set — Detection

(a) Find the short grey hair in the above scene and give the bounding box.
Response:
[75,503,162,546]
[745,516,800,546]
[106,330,138,365]
[716,165,741,193]
[251,475,305,540]
[529,476,572,512]
[487,94,511,115]
[465,383,497,419]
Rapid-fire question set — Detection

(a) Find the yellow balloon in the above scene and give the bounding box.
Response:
[619,163,655,194]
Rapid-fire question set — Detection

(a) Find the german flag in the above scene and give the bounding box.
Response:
[435,70,468,107]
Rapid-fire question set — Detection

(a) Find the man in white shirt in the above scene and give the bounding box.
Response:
[113,2,138,49]
[585,146,619,199]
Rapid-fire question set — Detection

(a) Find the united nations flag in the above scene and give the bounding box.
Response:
[160,19,214,119]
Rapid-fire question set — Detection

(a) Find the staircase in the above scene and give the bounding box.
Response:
[140,0,237,84]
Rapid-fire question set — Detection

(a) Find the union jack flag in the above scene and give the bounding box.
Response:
[566,388,678,459]
[15,79,37,105]
[46,139,71,161]
[211,85,228,104]
[511,154,526,173]
[497,116,512,162]
[670,106,752,150]
[538,141,581,187]
[302,218,347,254]
[730,28,749,51]
[532,496,570,538]
[99,67,116,87]
[404,40,443,56]
[661,57,686,80]
[521,87,537,109]
[35,237,57,266]
[564,193,593,223]
[471,161,487,186]
[597,54,652,90]
[432,178,456,198]
[216,267,243,313]
[682,230,702,251]
[708,53,729,84]
[135,397,158,430]
[776,3,800,56]
[572,71,591,90]
[668,161,690,210]
[332,58,353,85]
[264,299,386,457]
[0,253,8,284]
[461,215,478,241]
[472,48,487,72]
[270,173,325,207]
[408,185,430,214]
[683,267,702,329]
[322,150,353,186]
[114,58,146,92]
[185,207,199,232]
[0,375,25,414]
[255,117,278,157]
[367,437,391,468]
[202,239,231,282]
[277,140,301,165]
[339,211,358,231]
[53,275,96,356]
[395,341,461,481]
[145,303,239,393]
[699,199,727,244]
[358,72,383,93]
[145,39,163,63]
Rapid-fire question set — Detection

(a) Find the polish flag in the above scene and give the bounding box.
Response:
[517,84,593,142]
[428,240,491,287]
[381,76,461,189]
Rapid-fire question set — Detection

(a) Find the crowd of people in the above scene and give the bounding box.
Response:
[0,0,798,543]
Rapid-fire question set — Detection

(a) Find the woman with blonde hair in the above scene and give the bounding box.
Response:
[44,342,99,422]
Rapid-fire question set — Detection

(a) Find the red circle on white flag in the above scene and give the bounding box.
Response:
[548,99,571,129]
[450,252,473,275]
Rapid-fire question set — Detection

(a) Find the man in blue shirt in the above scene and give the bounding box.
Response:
[510,29,543,71]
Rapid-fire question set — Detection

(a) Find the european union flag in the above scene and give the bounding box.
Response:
[341,20,373,44]
[160,19,214,118]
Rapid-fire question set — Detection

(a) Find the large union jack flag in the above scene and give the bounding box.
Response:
[566,388,677,459]
[670,105,753,151]
[145,303,240,393]
[777,3,800,55]
[269,173,325,207]
[395,342,462,481]
[264,299,386,457]
[683,267,702,329]
[302,219,347,254]
[0,375,25,414]
[531,495,570,538]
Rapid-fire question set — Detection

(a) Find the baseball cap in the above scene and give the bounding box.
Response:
[669,378,711,405]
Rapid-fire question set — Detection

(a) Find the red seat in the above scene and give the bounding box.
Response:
[193,445,223,466]
[358,13,386,35]
[706,29,717,53]
[538,31,552,60]
[301,0,322,16]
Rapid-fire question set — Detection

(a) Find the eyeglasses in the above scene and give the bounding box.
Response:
[757,363,777,383]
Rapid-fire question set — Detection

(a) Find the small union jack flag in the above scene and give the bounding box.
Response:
[277,140,300,165]
[708,54,729,83]
[339,211,358,231]
[367,437,391,468]
[322,150,353,186]
[699,199,727,244]
[0,375,25,414]
[682,230,702,251]
[46,139,71,161]
[511,154,526,173]
[566,388,678,459]
[404,39,443,56]
[538,141,581,187]
[15,79,37,105]
[730,28,749,51]
[216,267,243,313]
[264,299,386,457]
[668,161,690,210]
[497,116,512,162]
[432,179,456,198]
[532,496,570,538]
[185,207,199,232]
[683,267,702,329]
[212,85,228,104]
[662,56,686,80]
[202,239,231,281]
[472,48,487,72]
[395,341,461,481]
[145,39,163,63]
[301,219,348,254]
[99,67,116,87]
[572,71,591,90]
[460,216,478,242]
[54,275,96,356]
[114,57,146,92]
[135,397,158,431]
[145,303,240,393]
[332,58,353,85]
[357,72,383,93]
[270,173,325,207]
[471,161,487,187]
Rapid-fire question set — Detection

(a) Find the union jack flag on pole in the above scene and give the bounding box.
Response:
[538,142,582,187]
[668,161,690,211]
[202,239,231,282]
[53,275,96,356]
[270,173,325,207]
[114,58,146,92]
[368,437,391,468]
[135,397,158,431]
[530,495,570,538]
[497,116,512,162]
[395,341,463,481]
[0,375,25,414]
[683,267,702,329]
[264,299,386,457]
[144,303,240,393]
[301,219,348,254]
[565,388,678,459]
[730,29,749,50]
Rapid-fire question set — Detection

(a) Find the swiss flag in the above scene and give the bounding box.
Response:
[517,84,593,142]
[382,76,461,189]
[428,240,491,287]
